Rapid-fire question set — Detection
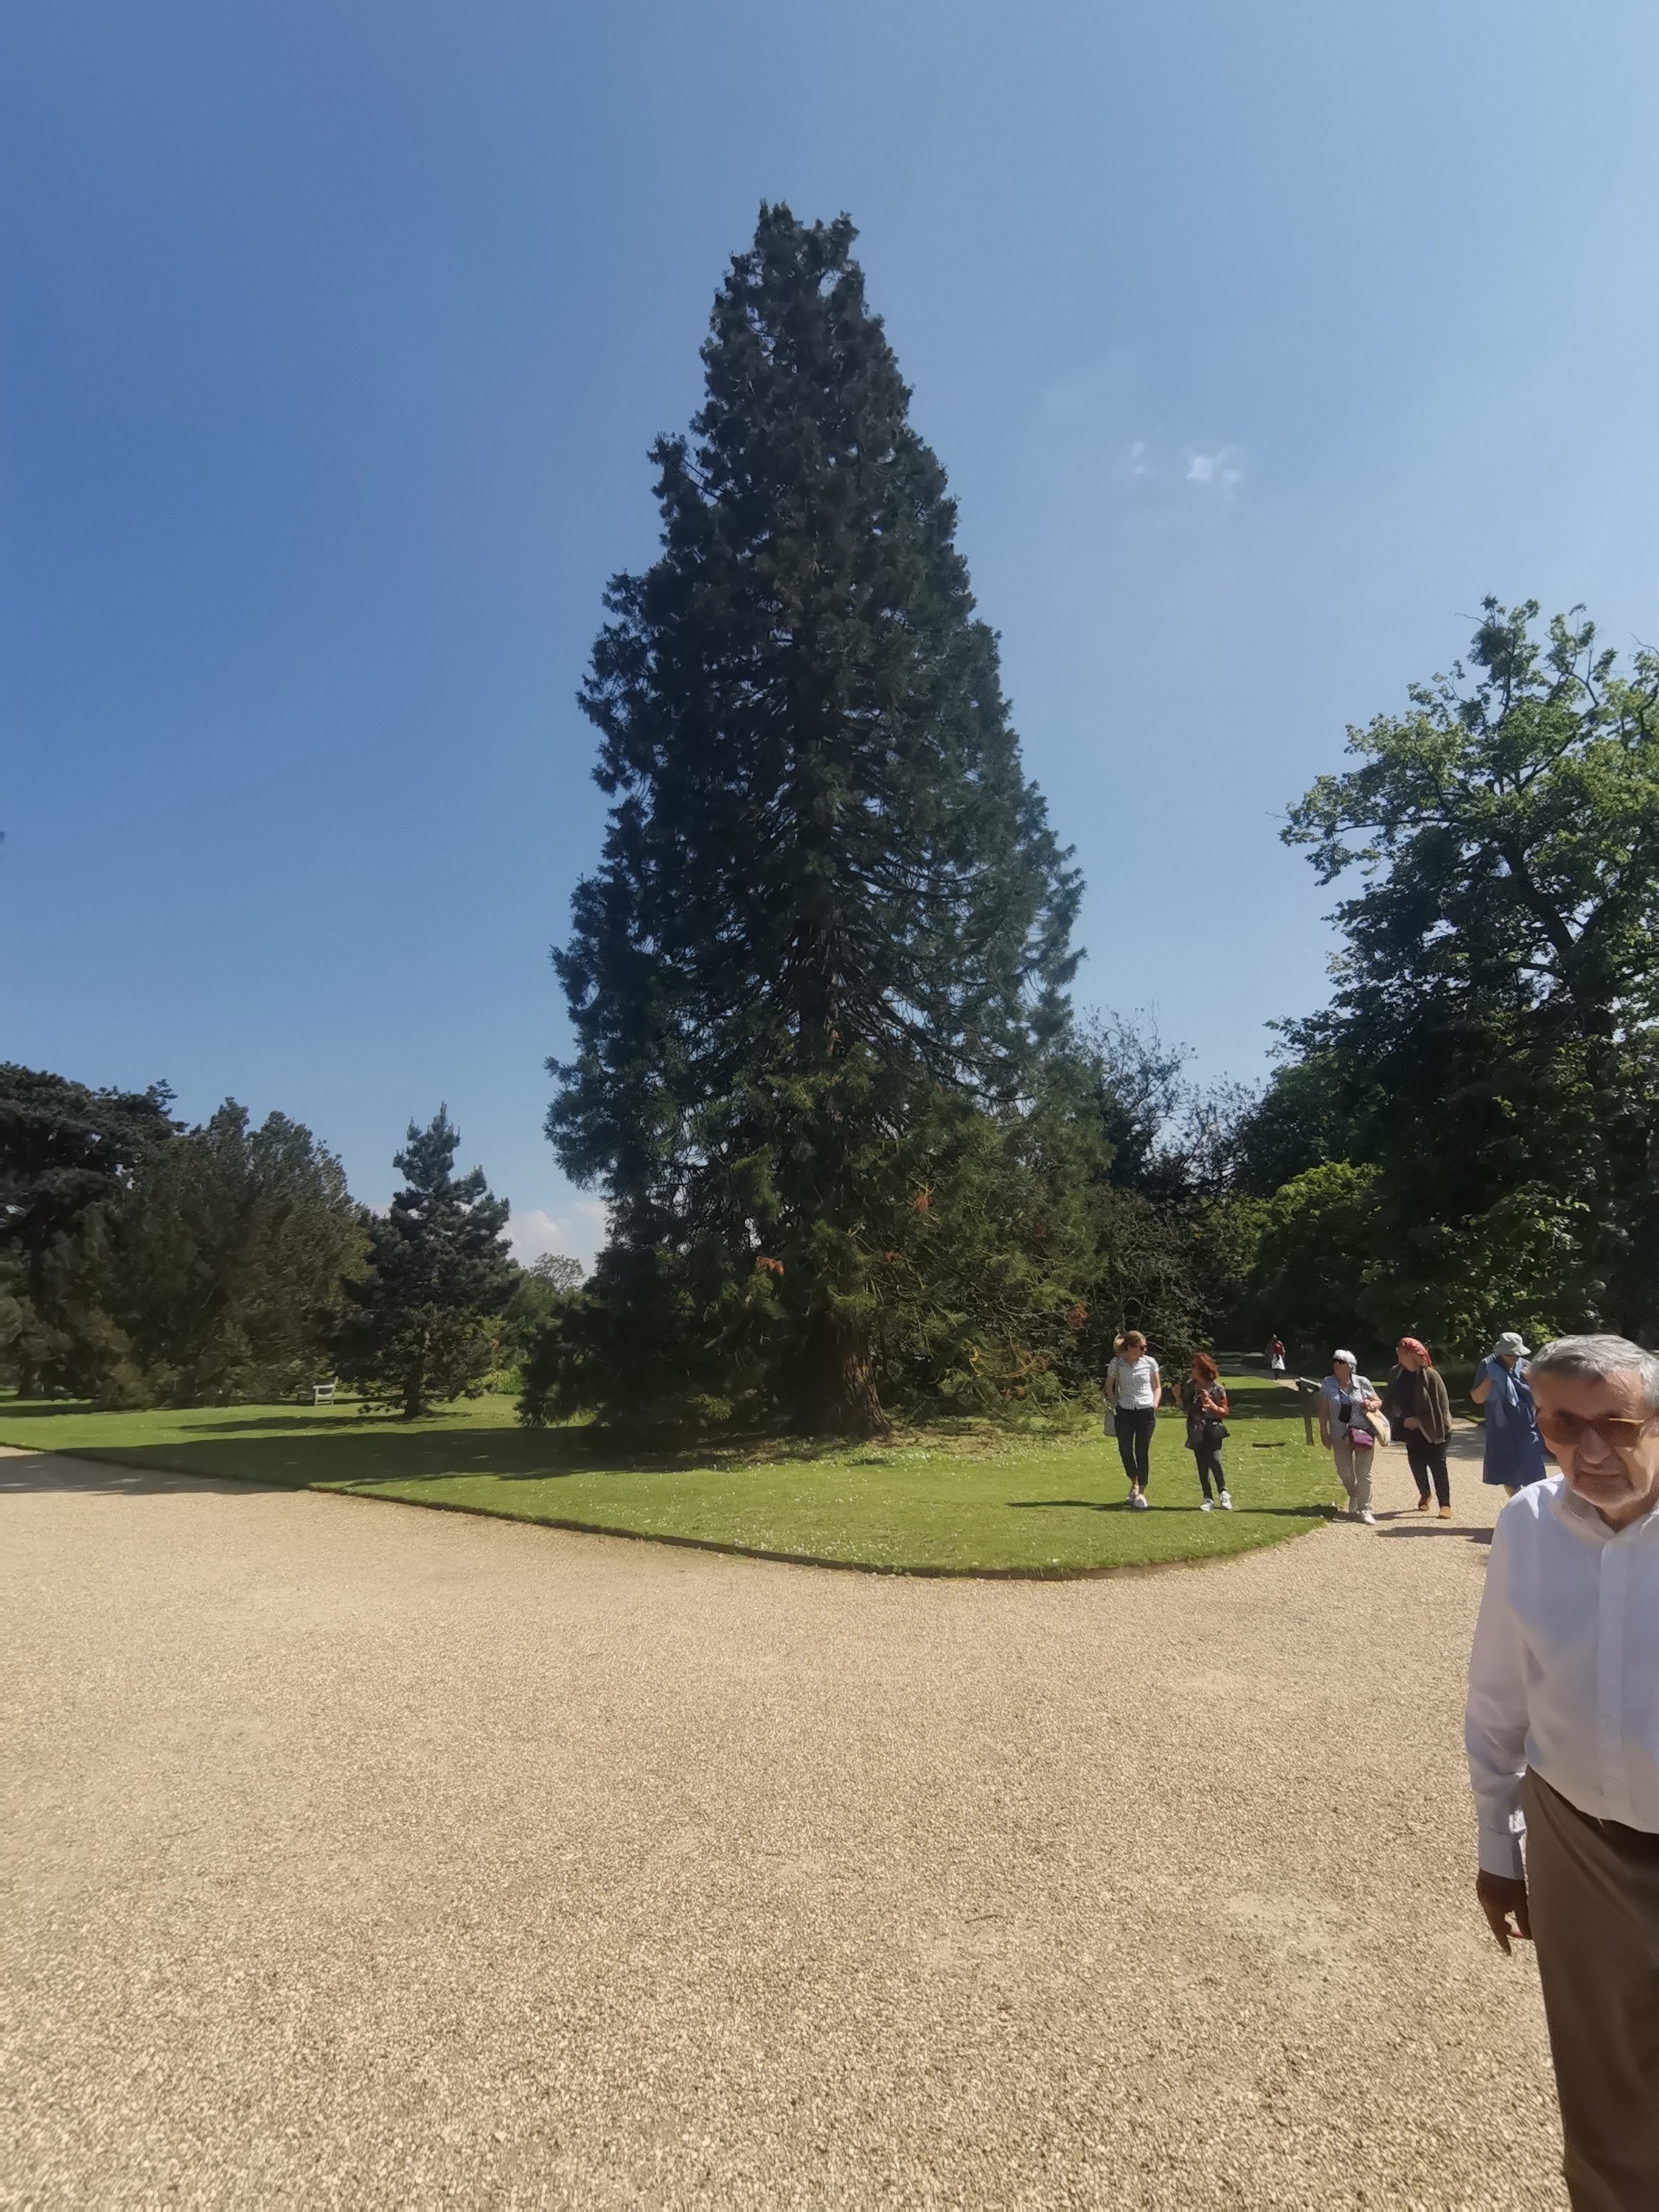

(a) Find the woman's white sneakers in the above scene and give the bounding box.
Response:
[1218,1490,1233,1510]
[1200,1498,1213,1512]
[1130,1491,1150,1510]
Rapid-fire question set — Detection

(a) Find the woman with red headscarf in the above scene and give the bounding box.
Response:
[1382,1337,1453,1517]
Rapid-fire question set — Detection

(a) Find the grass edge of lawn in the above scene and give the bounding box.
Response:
[11,1435,1339,1582]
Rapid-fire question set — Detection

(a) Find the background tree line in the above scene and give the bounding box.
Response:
[10,207,1652,1429]
[0,1073,550,1414]
[534,208,1659,1430]
[1230,597,1659,1363]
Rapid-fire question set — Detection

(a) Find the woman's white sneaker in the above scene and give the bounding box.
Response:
[1218,1490,1233,1510]
[1200,1498,1213,1512]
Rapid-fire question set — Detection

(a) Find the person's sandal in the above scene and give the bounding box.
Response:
[1416,1495,1432,1512]
[1439,1505,1453,1519]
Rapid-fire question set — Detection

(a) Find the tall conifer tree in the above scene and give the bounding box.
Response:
[340,1108,515,1418]
[551,207,1079,1434]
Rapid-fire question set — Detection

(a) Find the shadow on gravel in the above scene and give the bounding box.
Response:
[1377,1523,1493,1545]
[0,1454,268,1497]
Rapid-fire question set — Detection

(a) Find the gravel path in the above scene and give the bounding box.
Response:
[2,1432,1564,2209]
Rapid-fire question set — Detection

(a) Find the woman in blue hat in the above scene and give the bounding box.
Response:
[1469,1330,1548,1493]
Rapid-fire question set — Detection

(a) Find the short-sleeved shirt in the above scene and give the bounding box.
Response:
[1107,1354,1161,1409]
[1320,1374,1376,1429]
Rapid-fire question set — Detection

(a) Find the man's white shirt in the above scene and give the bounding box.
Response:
[1466,1472,1659,1877]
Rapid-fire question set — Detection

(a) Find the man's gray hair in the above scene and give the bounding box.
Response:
[1528,1334,1659,1411]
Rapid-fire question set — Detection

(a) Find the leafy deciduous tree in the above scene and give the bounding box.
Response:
[1279,600,1659,1344]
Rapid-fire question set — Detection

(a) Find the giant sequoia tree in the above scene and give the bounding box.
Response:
[549,207,1079,1434]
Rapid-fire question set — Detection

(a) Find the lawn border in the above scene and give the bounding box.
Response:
[4,1439,1340,1582]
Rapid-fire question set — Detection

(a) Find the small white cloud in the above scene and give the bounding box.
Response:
[509,1203,606,1271]
[1126,439,1155,480]
[1185,447,1242,490]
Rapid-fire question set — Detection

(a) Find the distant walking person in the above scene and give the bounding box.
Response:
[1383,1336,1454,1518]
[1464,1334,1659,2210]
[1472,1331,1548,1495]
[1181,1354,1232,1512]
[1318,1350,1382,1523]
[1106,1331,1161,1511]
[1266,1335,1287,1374]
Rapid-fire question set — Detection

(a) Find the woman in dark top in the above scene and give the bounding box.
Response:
[1180,1352,1232,1511]
[1382,1335,1453,1517]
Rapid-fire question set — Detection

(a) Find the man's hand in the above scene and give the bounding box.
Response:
[1476,1870,1531,1954]
[1403,1415,1422,1430]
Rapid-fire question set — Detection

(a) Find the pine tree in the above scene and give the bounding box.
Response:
[341,1108,515,1418]
[549,206,1079,1436]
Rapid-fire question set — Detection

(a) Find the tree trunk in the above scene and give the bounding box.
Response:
[798,1310,889,1439]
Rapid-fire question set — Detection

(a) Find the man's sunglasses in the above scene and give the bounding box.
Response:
[1534,1408,1656,1454]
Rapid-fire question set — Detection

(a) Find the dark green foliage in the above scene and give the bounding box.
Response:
[113,1104,366,1405]
[0,1068,373,1405]
[502,1253,586,1362]
[498,1253,586,1395]
[341,1107,515,1418]
[526,1037,1237,1433]
[0,1063,176,1392]
[1068,1015,1190,1197]
[1241,1162,1383,1362]
[0,1245,27,1369]
[1229,1054,1362,1198]
[549,206,1079,1434]
[1270,599,1659,1349]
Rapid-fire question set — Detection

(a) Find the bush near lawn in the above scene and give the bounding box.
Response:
[0,1380,1341,1576]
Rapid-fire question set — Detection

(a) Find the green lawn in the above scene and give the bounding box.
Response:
[0,1381,1342,1576]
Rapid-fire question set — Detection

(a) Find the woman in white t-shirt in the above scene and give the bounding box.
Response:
[1105,1330,1162,1510]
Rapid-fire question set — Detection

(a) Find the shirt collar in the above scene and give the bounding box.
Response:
[1547,1470,1659,1543]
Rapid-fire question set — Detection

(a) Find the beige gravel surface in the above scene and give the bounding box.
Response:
[3,1432,1564,2210]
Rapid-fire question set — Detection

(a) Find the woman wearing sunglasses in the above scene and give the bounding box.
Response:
[1464,1334,1659,2210]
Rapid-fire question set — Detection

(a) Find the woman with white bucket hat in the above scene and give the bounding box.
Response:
[1470,1330,1548,1494]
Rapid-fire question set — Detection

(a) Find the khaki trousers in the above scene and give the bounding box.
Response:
[1522,1770,1659,2211]
[1329,1430,1373,1513]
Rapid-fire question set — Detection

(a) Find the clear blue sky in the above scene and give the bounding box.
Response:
[4,1,1656,1263]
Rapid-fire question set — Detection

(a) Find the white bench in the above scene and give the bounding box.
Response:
[312,1382,337,1406]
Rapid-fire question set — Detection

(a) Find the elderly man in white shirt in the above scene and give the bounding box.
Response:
[1465,1333,1659,2212]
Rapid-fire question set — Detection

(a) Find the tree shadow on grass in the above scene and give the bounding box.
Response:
[0,1425,918,1494]
[0,1399,1145,1492]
